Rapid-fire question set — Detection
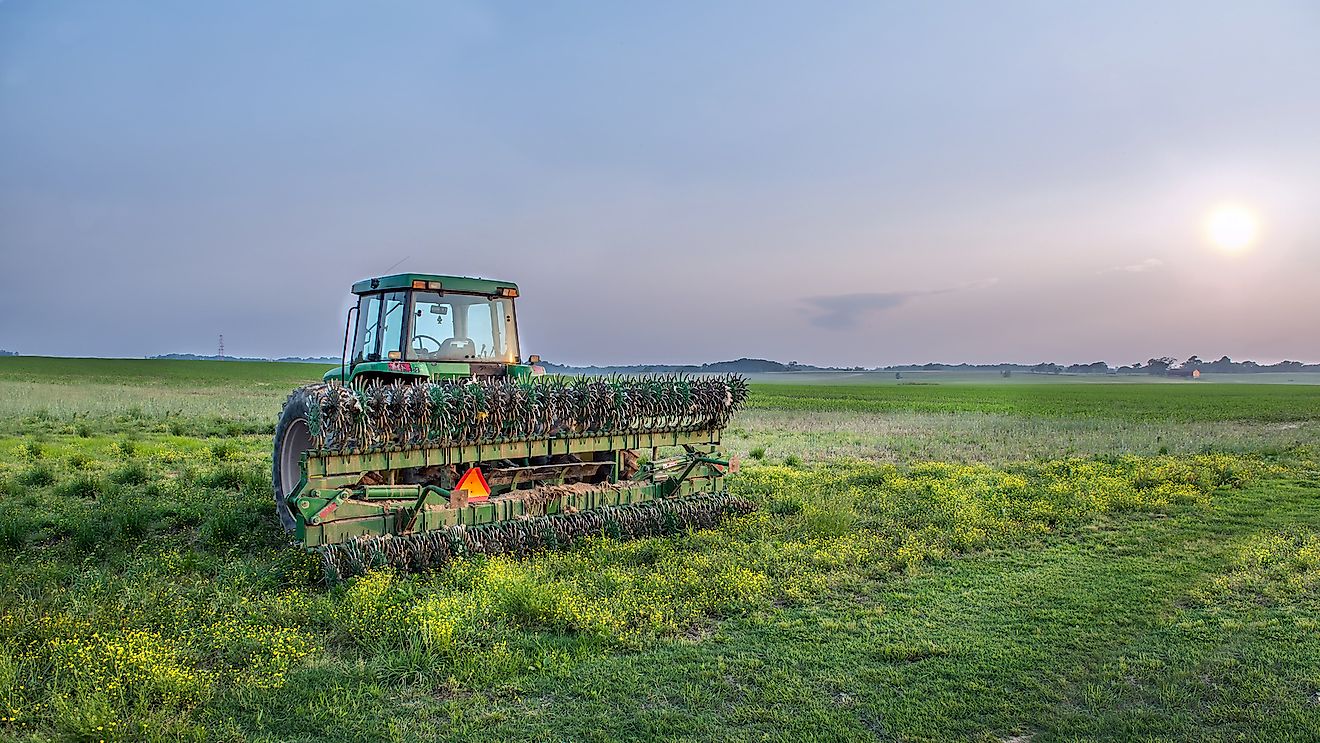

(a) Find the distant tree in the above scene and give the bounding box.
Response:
[1183,355,1203,370]
[1145,357,1176,374]
[0,349,16,357]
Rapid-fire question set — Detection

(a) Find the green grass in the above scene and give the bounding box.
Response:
[0,357,1318,741]
[748,382,1320,422]
[365,480,1318,742]
[0,357,327,439]
[724,409,1319,465]
[742,370,1320,386]
[0,356,324,387]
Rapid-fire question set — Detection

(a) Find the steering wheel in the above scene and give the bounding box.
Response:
[412,334,443,355]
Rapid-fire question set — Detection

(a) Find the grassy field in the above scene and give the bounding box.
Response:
[741,370,1320,386]
[0,357,1318,741]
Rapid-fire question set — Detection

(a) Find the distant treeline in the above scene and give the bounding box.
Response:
[540,357,808,374]
[147,353,340,364]
[0,349,16,357]
[981,356,1320,375]
[544,355,1320,375]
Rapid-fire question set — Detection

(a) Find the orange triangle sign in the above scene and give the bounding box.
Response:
[455,467,491,501]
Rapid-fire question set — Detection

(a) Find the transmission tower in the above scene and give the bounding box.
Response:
[218,334,225,360]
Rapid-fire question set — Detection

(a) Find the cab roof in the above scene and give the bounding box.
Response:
[351,273,519,296]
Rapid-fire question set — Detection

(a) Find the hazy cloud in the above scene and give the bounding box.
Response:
[1104,258,1164,274]
[803,279,998,330]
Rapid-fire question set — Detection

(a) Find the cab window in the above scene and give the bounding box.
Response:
[352,291,407,362]
[352,294,381,362]
[379,292,407,359]
[408,291,518,362]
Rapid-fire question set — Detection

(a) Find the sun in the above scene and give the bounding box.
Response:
[1204,204,1259,253]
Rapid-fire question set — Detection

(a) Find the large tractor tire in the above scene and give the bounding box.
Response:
[272,386,318,533]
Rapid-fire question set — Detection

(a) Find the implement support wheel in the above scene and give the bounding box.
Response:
[272,386,317,532]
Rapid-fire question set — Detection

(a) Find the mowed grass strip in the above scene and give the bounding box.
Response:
[0,356,324,389]
[748,382,1320,422]
[0,357,324,438]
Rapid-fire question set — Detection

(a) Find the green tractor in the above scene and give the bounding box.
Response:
[273,273,752,578]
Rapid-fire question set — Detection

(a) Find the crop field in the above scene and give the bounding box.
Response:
[1,357,1318,741]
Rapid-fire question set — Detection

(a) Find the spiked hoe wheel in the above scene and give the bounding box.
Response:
[273,273,753,579]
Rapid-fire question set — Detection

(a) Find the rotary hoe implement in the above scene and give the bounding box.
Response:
[273,274,752,579]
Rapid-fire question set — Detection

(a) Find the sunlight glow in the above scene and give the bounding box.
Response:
[1204,204,1259,253]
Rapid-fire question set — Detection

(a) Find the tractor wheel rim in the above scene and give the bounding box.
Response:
[278,418,310,498]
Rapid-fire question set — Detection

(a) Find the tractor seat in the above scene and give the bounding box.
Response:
[437,337,475,359]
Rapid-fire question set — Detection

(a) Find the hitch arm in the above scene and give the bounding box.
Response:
[662,455,729,496]
[401,486,451,533]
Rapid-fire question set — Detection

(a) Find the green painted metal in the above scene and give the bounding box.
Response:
[285,427,730,546]
[506,363,537,379]
[350,273,518,296]
[304,428,720,482]
[348,360,468,378]
[320,359,536,384]
[297,462,726,547]
[321,360,429,384]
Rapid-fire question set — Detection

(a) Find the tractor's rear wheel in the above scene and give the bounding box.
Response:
[272,386,317,532]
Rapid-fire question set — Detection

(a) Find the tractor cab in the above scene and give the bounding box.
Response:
[326,273,539,385]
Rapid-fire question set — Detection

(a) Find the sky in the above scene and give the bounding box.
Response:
[2,1,1318,368]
